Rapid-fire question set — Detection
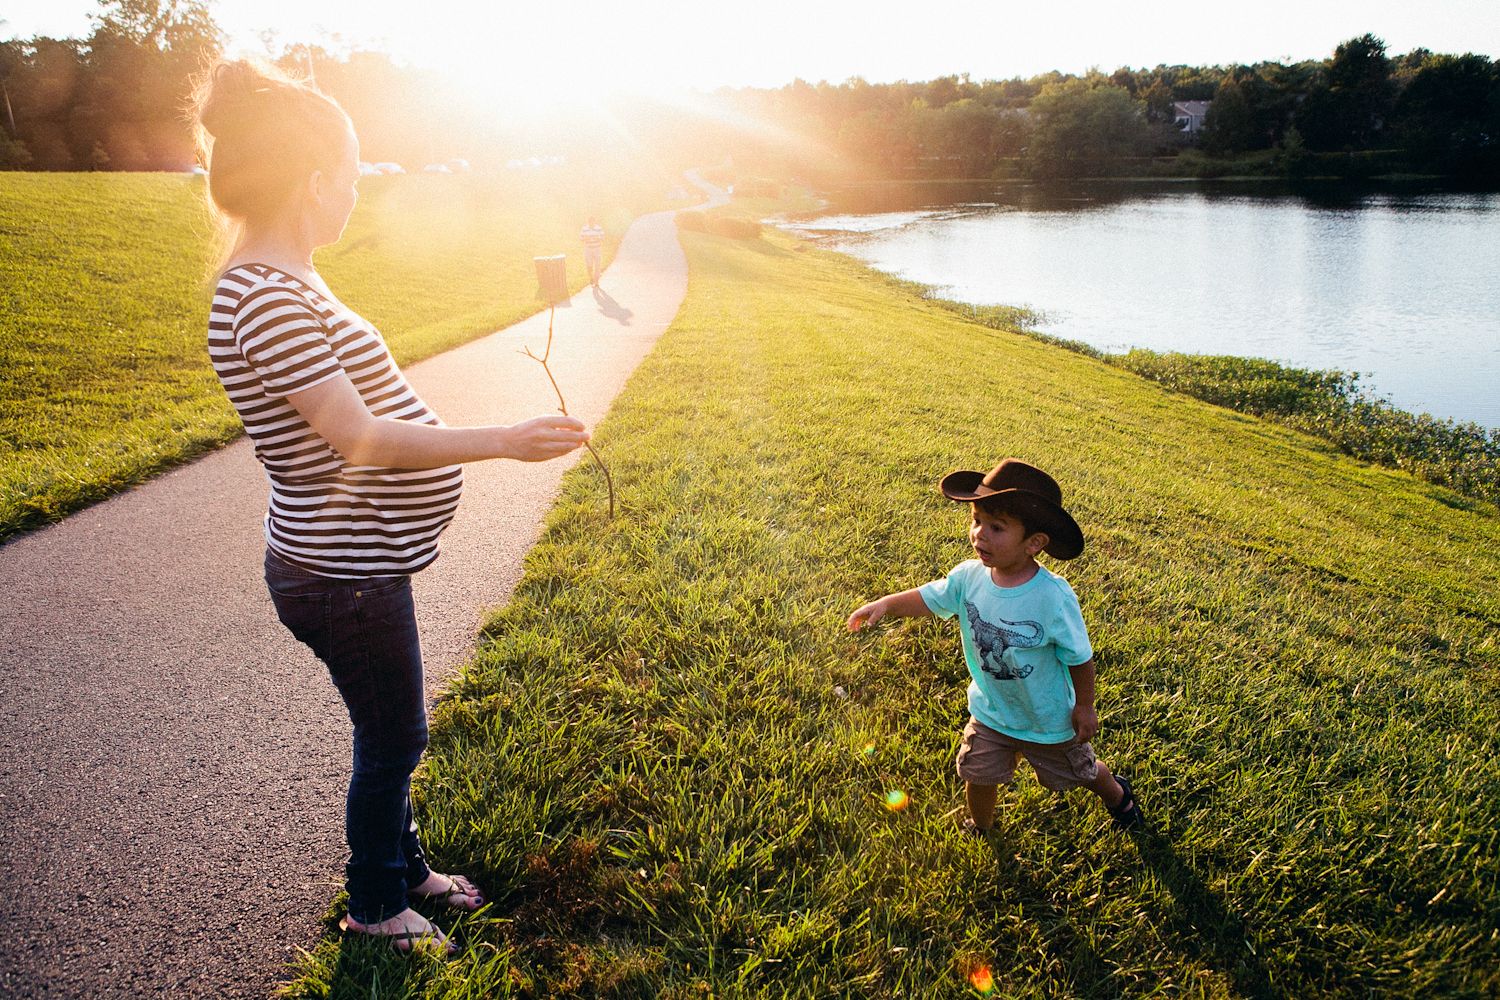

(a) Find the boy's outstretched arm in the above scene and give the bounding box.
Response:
[847,588,932,631]
[1068,658,1100,743]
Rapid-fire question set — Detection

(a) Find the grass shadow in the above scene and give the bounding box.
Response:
[307,922,461,1000]
[327,937,407,999]
[1131,827,1279,999]
[974,803,1278,998]
[979,828,1118,999]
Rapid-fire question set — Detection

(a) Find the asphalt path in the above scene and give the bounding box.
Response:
[0,173,726,999]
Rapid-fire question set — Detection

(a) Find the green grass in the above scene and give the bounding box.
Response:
[280,217,1500,997]
[1110,350,1499,506]
[0,167,672,540]
[910,289,1500,508]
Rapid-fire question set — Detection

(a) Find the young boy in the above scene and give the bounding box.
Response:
[847,458,1143,836]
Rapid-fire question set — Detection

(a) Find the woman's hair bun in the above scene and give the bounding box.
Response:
[191,57,351,231]
[195,59,296,142]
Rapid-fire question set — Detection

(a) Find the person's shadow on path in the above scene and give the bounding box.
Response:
[592,284,633,326]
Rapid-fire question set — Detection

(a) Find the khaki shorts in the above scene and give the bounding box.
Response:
[955,716,1098,790]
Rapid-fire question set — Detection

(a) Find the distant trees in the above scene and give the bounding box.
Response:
[1392,53,1500,172]
[1,0,220,170]
[0,2,506,172]
[1294,33,1397,151]
[0,17,1496,182]
[1025,80,1154,176]
[0,38,29,167]
[918,98,1028,175]
[1200,66,1302,155]
[704,36,1497,182]
[1201,76,1257,155]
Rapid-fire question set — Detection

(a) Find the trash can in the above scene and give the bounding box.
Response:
[533,254,568,303]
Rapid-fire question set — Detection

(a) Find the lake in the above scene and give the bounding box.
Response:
[779,181,1500,429]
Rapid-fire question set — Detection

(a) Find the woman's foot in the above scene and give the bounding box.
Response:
[409,870,485,911]
[340,908,455,956]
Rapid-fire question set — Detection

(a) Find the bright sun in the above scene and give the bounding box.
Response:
[390,4,697,117]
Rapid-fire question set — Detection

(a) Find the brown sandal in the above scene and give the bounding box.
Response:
[410,873,485,912]
[339,915,456,956]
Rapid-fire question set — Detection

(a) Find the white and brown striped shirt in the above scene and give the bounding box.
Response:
[208,264,463,578]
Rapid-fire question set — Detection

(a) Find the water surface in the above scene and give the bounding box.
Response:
[783,182,1500,428]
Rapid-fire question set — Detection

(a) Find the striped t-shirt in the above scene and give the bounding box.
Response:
[208,264,463,578]
[580,224,604,250]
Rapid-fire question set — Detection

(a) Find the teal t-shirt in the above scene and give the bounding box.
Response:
[919,560,1093,744]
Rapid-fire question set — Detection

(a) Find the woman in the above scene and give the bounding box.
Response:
[193,59,589,954]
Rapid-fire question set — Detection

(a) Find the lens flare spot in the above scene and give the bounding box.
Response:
[883,789,909,812]
[862,742,876,756]
[969,965,996,995]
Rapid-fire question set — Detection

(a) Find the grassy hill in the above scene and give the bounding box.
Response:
[282,215,1500,998]
[0,168,670,541]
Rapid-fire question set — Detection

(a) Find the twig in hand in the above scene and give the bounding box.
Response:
[522,304,616,518]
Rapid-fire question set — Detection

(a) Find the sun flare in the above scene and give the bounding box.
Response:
[390,4,705,119]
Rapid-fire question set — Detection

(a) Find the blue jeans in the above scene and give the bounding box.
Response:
[264,548,432,923]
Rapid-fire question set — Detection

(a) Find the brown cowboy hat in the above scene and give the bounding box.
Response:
[939,458,1085,560]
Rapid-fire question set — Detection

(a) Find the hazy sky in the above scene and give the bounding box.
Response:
[5,0,1498,101]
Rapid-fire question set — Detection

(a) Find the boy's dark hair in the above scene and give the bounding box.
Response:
[975,495,1048,539]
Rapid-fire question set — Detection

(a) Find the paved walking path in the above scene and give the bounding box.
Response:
[0,173,726,999]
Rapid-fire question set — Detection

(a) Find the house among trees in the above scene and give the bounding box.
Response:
[1172,100,1213,135]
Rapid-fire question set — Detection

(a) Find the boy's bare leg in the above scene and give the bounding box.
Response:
[965,782,999,830]
[1084,760,1126,809]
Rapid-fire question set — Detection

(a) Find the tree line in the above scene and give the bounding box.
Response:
[1,0,220,170]
[704,35,1500,181]
[2,3,1496,183]
[0,0,550,172]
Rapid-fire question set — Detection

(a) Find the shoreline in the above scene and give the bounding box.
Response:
[804,167,1495,190]
[759,212,1498,507]
[769,193,1498,436]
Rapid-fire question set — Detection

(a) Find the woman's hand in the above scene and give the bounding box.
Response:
[502,414,590,462]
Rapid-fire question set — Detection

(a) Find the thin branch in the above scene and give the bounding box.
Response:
[522,304,616,518]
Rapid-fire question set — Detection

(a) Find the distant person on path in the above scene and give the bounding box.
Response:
[581,215,605,288]
[847,459,1144,839]
[193,59,589,955]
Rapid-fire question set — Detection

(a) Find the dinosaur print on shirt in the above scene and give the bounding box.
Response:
[964,600,1044,680]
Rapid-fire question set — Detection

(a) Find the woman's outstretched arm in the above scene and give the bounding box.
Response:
[286,372,589,468]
